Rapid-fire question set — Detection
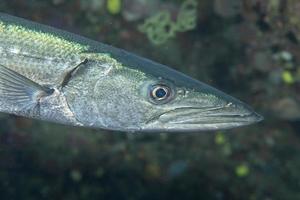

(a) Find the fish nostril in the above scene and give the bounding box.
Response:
[225,102,233,107]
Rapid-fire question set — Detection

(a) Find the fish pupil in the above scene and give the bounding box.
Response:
[155,88,167,98]
[150,84,172,104]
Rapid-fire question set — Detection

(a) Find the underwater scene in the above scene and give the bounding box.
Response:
[0,0,299,199]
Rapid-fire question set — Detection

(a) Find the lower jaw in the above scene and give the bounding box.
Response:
[142,122,254,132]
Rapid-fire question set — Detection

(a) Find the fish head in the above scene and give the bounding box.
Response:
[65,54,263,132]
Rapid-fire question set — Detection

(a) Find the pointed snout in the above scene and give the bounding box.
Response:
[143,100,263,132]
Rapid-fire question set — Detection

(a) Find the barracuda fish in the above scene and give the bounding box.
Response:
[0,13,262,132]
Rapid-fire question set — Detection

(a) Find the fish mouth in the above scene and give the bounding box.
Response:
[144,104,263,131]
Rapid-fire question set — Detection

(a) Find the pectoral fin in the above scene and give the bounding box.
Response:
[0,64,54,110]
[59,58,88,89]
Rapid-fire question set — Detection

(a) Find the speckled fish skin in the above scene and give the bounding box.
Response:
[0,13,263,132]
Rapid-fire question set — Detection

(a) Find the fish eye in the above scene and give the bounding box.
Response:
[149,84,172,103]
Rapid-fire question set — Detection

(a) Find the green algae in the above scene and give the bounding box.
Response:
[139,0,198,45]
[107,0,122,15]
[138,11,177,45]
[235,164,250,177]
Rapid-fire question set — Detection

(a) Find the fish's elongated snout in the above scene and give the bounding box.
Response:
[145,102,263,131]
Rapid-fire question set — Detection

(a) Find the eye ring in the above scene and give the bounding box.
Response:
[150,84,172,103]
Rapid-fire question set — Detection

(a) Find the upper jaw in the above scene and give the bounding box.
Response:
[143,104,263,132]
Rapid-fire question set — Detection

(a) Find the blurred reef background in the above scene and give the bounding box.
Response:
[0,0,300,199]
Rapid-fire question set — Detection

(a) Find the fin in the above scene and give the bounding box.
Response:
[0,64,54,111]
[59,58,88,88]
